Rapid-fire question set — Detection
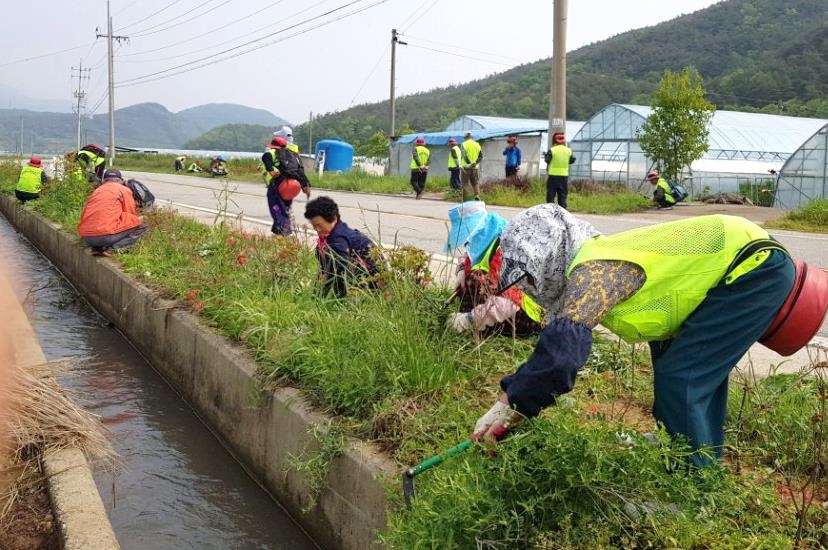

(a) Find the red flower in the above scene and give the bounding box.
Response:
[186,289,199,302]
[193,301,204,312]
[226,236,237,246]
[236,254,248,266]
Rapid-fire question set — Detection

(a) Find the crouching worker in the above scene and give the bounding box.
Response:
[445,207,542,336]
[646,171,677,209]
[78,169,148,257]
[15,157,50,203]
[304,196,380,298]
[472,204,828,468]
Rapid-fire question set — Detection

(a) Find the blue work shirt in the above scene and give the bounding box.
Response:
[503,146,522,168]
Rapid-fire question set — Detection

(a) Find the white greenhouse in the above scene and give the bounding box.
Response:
[774,123,828,209]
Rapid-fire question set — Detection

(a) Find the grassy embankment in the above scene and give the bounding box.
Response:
[2,159,825,548]
[765,199,828,234]
[115,153,650,214]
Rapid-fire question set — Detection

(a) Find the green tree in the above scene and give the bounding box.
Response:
[356,130,390,159]
[637,67,715,181]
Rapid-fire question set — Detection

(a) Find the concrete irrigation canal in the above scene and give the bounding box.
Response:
[0,214,318,549]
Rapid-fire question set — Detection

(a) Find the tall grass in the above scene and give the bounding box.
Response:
[766,199,828,234]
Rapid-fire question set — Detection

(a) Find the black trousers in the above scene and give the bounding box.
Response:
[449,168,461,190]
[15,190,40,203]
[410,169,427,194]
[505,166,518,178]
[546,175,568,208]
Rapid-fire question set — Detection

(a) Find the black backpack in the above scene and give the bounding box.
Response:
[125,179,155,209]
[81,143,106,157]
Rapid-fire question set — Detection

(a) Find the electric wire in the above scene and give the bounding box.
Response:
[400,0,438,32]
[0,43,91,68]
[116,0,388,87]
[348,43,390,108]
[118,0,288,59]
[404,43,513,67]
[129,0,230,38]
[401,34,523,64]
[114,0,187,32]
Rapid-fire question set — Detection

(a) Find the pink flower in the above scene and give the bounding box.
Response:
[226,237,237,246]
[236,254,248,266]
[193,301,204,312]
[186,289,199,302]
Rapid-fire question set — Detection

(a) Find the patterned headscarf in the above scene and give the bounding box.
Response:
[499,204,601,314]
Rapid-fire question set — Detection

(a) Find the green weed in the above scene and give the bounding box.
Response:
[766,199,828,234]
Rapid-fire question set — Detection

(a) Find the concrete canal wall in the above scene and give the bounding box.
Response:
[0,197,395,550]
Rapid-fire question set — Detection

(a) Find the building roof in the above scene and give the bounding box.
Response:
[396,127,546,146]
[446,115,584,140]
[584,104,827,160]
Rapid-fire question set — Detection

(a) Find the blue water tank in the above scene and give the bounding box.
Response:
[315,139,354,172]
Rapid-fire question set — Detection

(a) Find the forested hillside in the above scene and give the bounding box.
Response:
[293,0,828,150]
[0,102,287,153]
[183,124,273,151]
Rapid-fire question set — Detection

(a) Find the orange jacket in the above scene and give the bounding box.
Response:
[77,181,141,237]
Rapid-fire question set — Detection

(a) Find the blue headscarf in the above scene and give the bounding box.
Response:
[466,212,508,266]
[445,201,488,253]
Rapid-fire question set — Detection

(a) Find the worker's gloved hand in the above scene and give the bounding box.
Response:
[303,187,312,198]
[453,267,466,289]
[447,312,473,333]
[472,399,522,443]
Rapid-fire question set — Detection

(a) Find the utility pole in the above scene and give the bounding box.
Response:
[18,115,23,156]
[547,0,568,138]
[308,111,313,154]
[97,0,128,167]
[389,29,407,139]
[72,60,92,152]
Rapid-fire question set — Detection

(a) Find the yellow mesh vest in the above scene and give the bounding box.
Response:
[16,166,43,194]
[567,215,770,342]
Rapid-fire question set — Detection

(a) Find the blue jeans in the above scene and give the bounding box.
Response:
[649,250,795,467]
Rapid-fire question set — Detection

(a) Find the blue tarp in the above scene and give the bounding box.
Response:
[396,126,547,146]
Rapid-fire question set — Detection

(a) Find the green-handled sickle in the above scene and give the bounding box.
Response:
[403,439,473,509]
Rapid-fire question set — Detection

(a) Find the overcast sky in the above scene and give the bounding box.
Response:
[2,0,720,124]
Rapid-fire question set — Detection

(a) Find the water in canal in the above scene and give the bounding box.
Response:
[0,215,317,550]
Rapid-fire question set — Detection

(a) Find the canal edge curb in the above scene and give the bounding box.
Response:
[0,197,396,550]
[0,246,120,550]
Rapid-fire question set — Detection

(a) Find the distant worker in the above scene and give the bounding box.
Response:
[76,144,107,182]
[186,160,203,173]
[77,169,148,257]
[15,157,50,203]
[174,155,186,172]
[209,155,228,177]
[503,136,522,178]
[304,196,380,298]
[647,171,677,210]
[447,138,462,191]
[410,137,430,199]
[544,132,575,208]
[274,126,299,153]
[460,132,483,201]
[262,136,311,236]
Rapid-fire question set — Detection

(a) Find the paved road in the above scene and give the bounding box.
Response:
[125,170,828,347]
[125,170,828,266]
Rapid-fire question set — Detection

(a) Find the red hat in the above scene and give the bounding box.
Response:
[28,157,42,167]
[507,136,517,144]
[553,133,566,144]
[269,136,288,148]
[278,178,302,201]
[448,138,457,145]
[415,137,425,145]
[646,171,659,181]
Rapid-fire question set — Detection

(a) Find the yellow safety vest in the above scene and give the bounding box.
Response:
[287,143,299,153]
[472,240,543,323]
[568,215,771,342]
[547,144,572,176]
[410,145,430,169]
[77,150,105,169]
[461,139,481,167]
[16,165,43,194]
[448,145,461,169]
[656,177,677,204]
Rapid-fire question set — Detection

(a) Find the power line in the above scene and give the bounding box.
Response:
[349,43,390,108]
[401,0,438,32]
[117,0,288,58]
[116,0,387,87]
[0,43,90,68]
[129,0,227,37]
[402,34,523,64]
[404,43,513,67]
[115,0,187,32]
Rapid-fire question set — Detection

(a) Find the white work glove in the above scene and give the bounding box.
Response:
[447,312,473,333]
[472,399,522,442]
[453,267,466,289]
